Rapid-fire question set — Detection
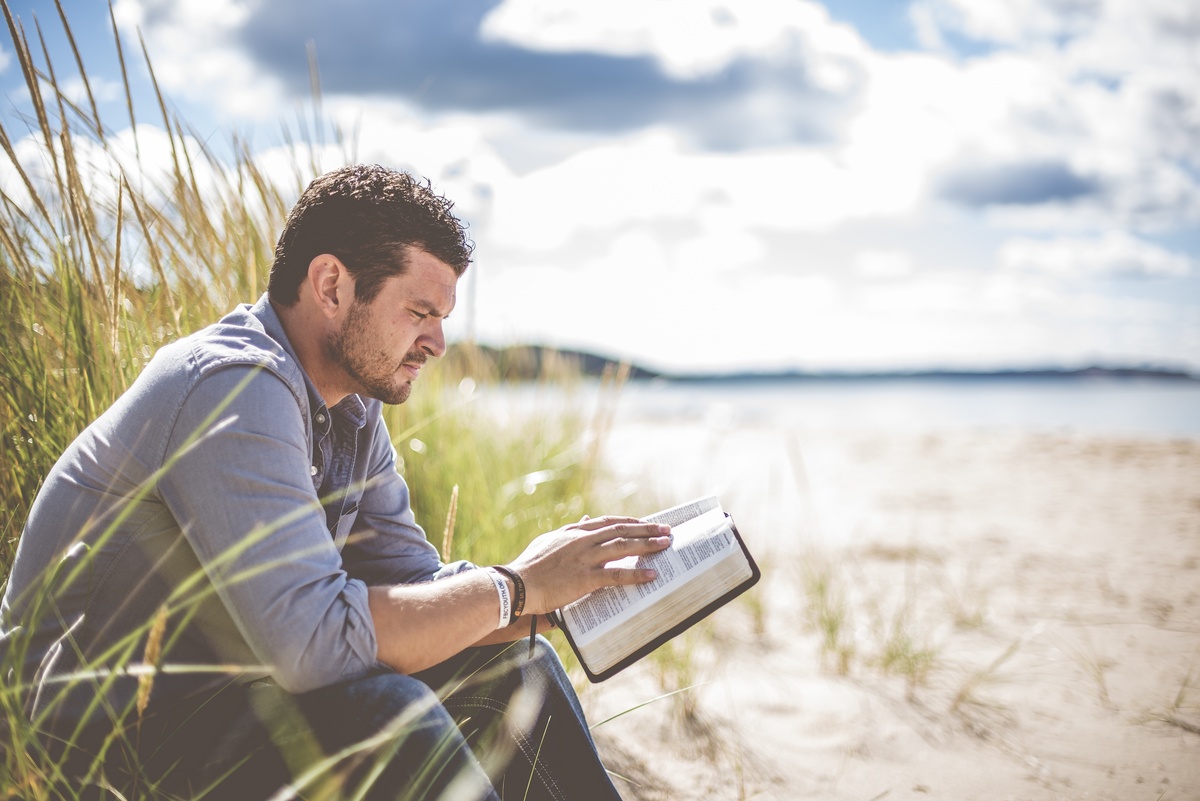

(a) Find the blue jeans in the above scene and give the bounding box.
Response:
[63,638,622,800]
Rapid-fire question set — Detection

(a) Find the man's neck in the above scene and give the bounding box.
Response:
[271,296,350,407]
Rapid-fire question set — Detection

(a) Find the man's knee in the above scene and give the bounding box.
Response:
[525,635,576,696]
[275,670,496,801]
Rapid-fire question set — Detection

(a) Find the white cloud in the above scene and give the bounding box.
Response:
[464,225,1198,373]
[854,250,914,279]
[482,128,928,256]
[908,3,946,52]
[1066,0,1199,85]
[469,245,851,372]
[479,0,866,83]
[998,231,1194,277]
[675,229,767,275]
[857,272,978,315]
[112,0,284,119]
[913,0,1098,46]
[110,0,1200,234]
[921,0,1198,95]
[61,76,125,106]
[899,0,1200,229]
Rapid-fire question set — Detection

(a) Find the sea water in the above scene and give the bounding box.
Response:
[610,375,1200,439]
[468,374,1199,547]
[472,374,1200,438]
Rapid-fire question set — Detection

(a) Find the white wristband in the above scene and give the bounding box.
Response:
[485,568,511,630]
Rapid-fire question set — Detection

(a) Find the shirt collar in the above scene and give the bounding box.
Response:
[249,293,367,431]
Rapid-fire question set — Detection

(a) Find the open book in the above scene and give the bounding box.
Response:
[553,496,760,682]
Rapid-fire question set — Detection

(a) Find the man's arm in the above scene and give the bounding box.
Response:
[160,366,381,693]
[344,400,671,673]
[369,516,671,675]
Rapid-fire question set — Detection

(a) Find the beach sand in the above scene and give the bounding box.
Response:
[580,416,1200,800]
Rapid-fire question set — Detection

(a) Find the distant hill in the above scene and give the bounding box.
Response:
[664,365,1200,383]
[443,343,1199,382]
[442,343,662,381]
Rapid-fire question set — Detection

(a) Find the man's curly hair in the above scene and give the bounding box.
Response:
[268,164,474,306]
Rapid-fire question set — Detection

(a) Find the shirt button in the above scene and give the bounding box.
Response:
[316,414,326,424]
[310,465,318,476]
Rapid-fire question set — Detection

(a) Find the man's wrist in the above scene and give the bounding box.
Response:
[483,567,512,629]
[490,565,526,622]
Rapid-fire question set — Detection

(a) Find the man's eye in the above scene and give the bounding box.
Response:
[410,309,429,320]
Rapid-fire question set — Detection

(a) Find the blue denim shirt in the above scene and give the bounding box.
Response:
[0,295,459,729]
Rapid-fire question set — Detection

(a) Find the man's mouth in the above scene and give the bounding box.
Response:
[401,355,427,378]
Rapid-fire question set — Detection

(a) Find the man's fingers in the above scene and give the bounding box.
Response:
[604,565,659,585]
[570,515,642,532]
[580,521,671,544]
[515,516,675,609]
[598,533,673,557]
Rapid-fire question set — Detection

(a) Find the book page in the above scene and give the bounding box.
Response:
[578,540,753,674]
[560,500,735,647]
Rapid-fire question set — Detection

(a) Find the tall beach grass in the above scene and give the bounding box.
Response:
[0,3,614,797]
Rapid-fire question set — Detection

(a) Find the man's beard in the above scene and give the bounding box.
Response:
[326,301,426,405]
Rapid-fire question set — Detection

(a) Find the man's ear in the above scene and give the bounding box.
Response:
[307,254,353,320]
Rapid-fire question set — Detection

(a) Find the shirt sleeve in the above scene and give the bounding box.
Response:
[158,364,377,693]
[338,407,451,587]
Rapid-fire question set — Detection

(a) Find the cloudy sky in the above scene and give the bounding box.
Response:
[4,0,1199,374]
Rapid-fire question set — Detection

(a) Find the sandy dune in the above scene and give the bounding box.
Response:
[583,417,1200,800]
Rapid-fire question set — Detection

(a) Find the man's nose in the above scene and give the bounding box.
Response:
[421,320,446,358]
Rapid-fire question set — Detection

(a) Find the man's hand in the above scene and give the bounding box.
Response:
[505,515,673,614]
[370,515,671,673]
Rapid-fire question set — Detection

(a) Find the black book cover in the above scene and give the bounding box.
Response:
[555,514,760,683]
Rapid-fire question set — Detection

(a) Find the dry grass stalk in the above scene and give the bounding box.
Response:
[1057,632,1113,708]
[136,604,169,723]
[949,632,1029,715]
[1157,715,1200,735]
[441,484,459,562]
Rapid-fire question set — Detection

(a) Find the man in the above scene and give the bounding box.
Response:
[0,164,670,799]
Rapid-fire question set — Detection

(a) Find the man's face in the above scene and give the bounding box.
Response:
[326,249,458,405]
